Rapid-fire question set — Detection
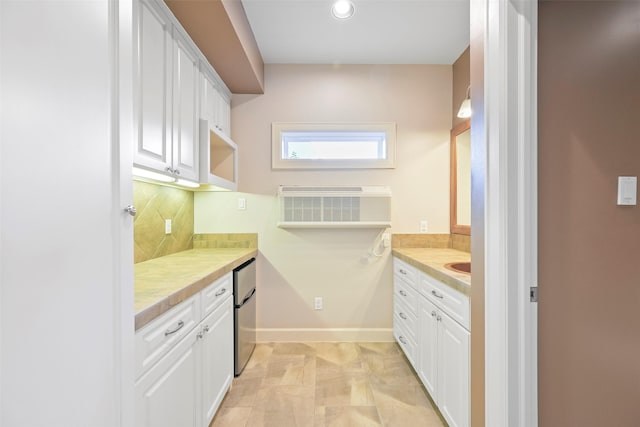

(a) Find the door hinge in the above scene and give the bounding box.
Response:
[530,286,538,303]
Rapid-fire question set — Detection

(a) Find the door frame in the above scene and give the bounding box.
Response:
[476,0,538,425]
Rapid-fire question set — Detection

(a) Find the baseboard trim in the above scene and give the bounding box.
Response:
[256,328,394,342]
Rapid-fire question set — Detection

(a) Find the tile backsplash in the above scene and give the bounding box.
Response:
[392,233,471,253]
[133,180,194,263]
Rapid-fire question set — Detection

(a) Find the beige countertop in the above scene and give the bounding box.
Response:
[135,248,258,330]
[392,247,471,296]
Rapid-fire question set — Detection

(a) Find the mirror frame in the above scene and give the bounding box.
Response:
[450,119,471,236]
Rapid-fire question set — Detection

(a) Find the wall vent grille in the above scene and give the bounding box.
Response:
[277,186,391,228]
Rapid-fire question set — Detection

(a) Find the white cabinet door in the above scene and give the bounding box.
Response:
[171,30,199,181]
[201,297,234,427]
[217,93,231,137]
[438,312,470,427]
[200,69,218,130]
[136,0,173,173]
[201,68,230,137]
[135,325,200,427]
[417,297,439,399]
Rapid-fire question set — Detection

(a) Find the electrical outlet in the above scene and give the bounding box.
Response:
[165,219,172,234]
[238,197,247,210]
[420,220,428,233]
[314,297,323,310]
[383,232,391,248]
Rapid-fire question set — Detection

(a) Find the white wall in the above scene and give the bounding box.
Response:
[195,65,452,341]
[1,2,132,425]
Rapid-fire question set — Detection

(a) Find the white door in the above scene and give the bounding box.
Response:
[201,298,234,426]
[136,0,173,173]
[417,297,439,398]
[135,326,200,427]
[438,313,470,427]
[172,30,199,181]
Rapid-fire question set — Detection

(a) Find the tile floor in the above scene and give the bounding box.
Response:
[211,342,446,427]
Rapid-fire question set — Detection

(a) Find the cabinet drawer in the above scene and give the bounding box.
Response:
[394,320,417,367]
[201,272,232,317]
[420,273,470,330]
[394,297,417,340]
[135,294,201,379]
[394,258,417,286]
[394,276,419,315]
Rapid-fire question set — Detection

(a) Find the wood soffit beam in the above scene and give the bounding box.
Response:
[166,0,265,94]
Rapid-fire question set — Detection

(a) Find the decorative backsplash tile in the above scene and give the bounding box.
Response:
[193,233,258,249]
[450,233,471,253]
[133,180,194,263]
[391,233,471,253]
[391,233,451,249]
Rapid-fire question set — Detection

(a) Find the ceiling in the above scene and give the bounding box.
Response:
[241,0,470,65]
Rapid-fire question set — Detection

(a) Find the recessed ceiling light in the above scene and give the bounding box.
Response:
[331,0,355,20]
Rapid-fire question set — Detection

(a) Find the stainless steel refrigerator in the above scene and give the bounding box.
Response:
[233,258,256,376]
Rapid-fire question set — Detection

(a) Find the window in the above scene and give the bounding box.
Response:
[272,123,396,169]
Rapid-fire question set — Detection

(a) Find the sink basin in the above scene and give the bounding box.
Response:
[445,262,471,274]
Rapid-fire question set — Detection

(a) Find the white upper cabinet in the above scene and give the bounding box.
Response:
[136,0,173,173]
[171,30,200,181]
[200,65,231,138]
[135,0,214,183]
[135,0,235,186]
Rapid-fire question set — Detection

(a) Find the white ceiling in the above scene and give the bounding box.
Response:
[241,0,470,65]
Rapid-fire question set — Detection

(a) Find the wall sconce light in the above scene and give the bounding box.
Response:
[457,85,472,118]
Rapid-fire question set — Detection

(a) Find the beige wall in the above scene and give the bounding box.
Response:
[195,64,452,340]
[539,1,640,426]
[452,46,471,129]
[133,181,194,263]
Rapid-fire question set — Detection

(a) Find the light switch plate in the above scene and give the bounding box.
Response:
[165,219,172,234]
[238,197,247,210]
[617,176,637,205]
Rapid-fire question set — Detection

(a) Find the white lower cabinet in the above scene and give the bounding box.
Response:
[135,273,234,427]
[393,257,470,427]
[201,298,234,427]
[418,296,470,427]
[135,325,200,427]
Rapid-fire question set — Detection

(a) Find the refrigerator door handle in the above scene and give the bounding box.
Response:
[236,288,256,308]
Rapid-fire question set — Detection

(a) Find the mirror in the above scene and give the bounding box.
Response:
[450,120,471,235]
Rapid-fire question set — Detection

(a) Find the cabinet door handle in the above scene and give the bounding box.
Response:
[164,320,185,336]
[399,269,407,275]
[437,315,442,322]
[431,290,444,299]
[203,325,210,333]
[174,169,181,175]
[399,312,407,320]
[431,311,437,317]
[124,205,137,217]
[399,290,407,297]
[398,335,407,345]
[215,288,227,297]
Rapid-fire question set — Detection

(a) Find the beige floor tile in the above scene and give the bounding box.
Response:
[219,342,445,427]
[210,407,252,427]
[316,406,383,427]
[222,377,263,408]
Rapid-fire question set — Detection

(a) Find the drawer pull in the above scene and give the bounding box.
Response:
[437,315,442,322]
[164,320,185,336]
[399,312,407,320]
[431,311,437,317]
[398,335,407,345]
[399,290,407,297]
[399,269,407,275]
[215,288,227,297]
[431,290,444,299]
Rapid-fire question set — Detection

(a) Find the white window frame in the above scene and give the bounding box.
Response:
[271,122,396,169]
